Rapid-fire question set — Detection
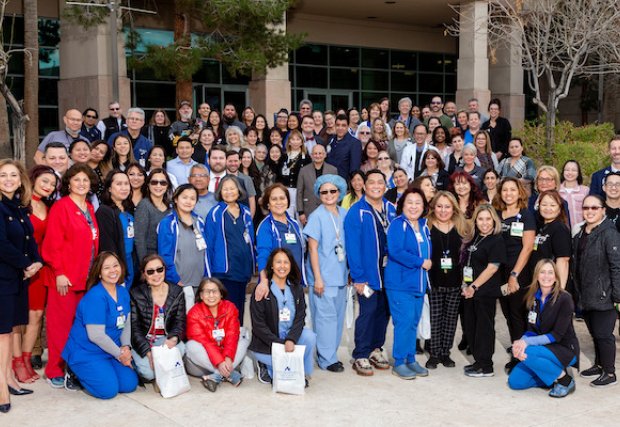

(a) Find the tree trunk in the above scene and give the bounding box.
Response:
[545,91,556,165]
[0,96,11,158]
[0,81,28,162]
[174,4,192,115]
[24,0,38,168]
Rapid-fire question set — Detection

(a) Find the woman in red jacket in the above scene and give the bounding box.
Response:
[41,163,99,389]
[185,278,249,392]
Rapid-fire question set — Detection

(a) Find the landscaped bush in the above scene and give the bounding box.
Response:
[514,120,615,184]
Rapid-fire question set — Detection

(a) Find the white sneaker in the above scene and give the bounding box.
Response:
[369,348,390,370]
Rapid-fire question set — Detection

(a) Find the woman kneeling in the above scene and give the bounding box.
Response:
[508,259,579,398]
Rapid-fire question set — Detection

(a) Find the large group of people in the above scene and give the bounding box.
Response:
[1,94,619,413]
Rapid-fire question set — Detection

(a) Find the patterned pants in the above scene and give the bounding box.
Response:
[429,286,461,357]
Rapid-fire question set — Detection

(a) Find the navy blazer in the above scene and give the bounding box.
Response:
[0,197,41,295]
[326,133,362,180]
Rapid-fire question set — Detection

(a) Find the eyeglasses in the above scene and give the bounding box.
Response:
[190,173,209,178]
[320,189,339,195]
[110,107,120,111]
[378,157,390,160]
[430,101,442,105]
[85,115,97,119]
[605,182,620,189]
[201,289,220,296]
[359,131,370,135]
[150,180,169,187]
[582,206,603,211]
[145,266,165,276]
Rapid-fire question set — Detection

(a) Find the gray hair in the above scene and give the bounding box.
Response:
[398,97,413,108]
[225,126,244,142]
[468,98,479,104]
[214,174,247,202]
[462,144,477,156]
[127,107,145,120]
[299,99,313,110]
[190,163,209,174]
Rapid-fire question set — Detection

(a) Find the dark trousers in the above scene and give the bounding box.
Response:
[500,287,527,343]
[583,309,617,374]
[429,287,461,357]
[464,295,497,369]
[219,278,248,325]
[353,289,390,359]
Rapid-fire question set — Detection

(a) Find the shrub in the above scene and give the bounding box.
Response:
[514,120,615,184]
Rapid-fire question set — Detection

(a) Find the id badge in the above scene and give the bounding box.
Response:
[510,221,524,237]
[91,227,98,241]
[382,255,388,267]
[335,243,345,262]
[243,230,251,245]
[116,314,125,329]
[196,235,207,251]
[127,221,135,238]
[285,232,297,244]
[281,165,290,176]
[212,328,225,340]
[463,266,474,283]
[279,307,291,322]
[154,313,165,330]
[414,231,424,243]
[139,158,146,168]
[528,310,537,324]
[440,257,453,270]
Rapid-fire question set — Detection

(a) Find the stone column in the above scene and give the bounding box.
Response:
[489,23,525,129]
[455,1,491,114]
[57,5,130,120]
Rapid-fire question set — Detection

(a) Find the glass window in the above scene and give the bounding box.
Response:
[330,46,359,67]
[419,52,445,73]
[391,71,416,93]
[222,67,250,85]
[297,66,327,88]
[39,48,59,77]
[330,68,358,90]
[40,107,60,136]
[361,48,389,69]
[39,19,60,48]
[444,55,457,74]
[391,50,417,71]
[419,73,444,94]
[361,70,388,91]
[361,92,383,109]
[445,75,457,94]
[135,82,175,108]
[39,79,58,106]
[3,16,24,46]
[195,60,220,84]
[7,51,25,75]
[289,64,295,86]
[6,76,23,101]
[295,44,327,65]
[205,88,221,112]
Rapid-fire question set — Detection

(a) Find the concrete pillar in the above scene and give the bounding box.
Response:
[57,8,130,122]
[489,23,525,129]
[455,1,491,114]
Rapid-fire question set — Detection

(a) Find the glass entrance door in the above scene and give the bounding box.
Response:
[304,90,352,112]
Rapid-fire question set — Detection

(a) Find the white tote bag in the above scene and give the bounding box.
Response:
[152,345,191,398]
[271,343,306,395]
[417,294,431,340]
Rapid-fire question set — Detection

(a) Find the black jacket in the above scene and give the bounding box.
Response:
[96,204,127,263]
[102,116,127,141]
[571,219,620,311]
[130,282,186,357]
[248,282,306,354]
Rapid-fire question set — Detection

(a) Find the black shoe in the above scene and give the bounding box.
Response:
[504,358,519,375]
[424,340,431,353]
[590,372,617,388]
[466,347,472,355]
[64,368,82,391]
[305,378,309,388]
[441,355,456,368]
[31,355,42,370]
[0,403,10,413]
[8,386,33,396]
[425,356,440,370]
[326,362,345,373]
[463,363,475,371]
[580,365,603,378]
[415,339,424,355]
[465,365,494,377]
[457,339,468,351]
[256,361,271,384]
[506,346,512,354]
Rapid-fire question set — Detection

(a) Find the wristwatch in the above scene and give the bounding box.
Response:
[510,271,519,278]
[471,284,478,291]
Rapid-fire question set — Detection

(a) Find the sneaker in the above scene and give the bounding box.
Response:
[201,373,221,393]
[425,356,440,370]
[590,372,617,388]
[369,349,390,370]
[463,363,475,371]
[441,355,456,368]
[549,378,576,398]
[64,368,82,391]
[226,370,243,387]
[580,365,603,378]
[31,355,43,370]
[326,362,345,373]
[392,364,416,380]
[47,376,64,389]
[352,358,374,376]
[407,361,429,377]
[504,358,519,375]
[255,361,271,384]
[464,365,494,377]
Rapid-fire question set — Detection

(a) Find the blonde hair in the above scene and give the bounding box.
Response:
[525,259,563,309]
[473,130,493,155]
[467,203,502,241]
[427,191,471,237]
[0,159,31,206]
[535,165,560,192]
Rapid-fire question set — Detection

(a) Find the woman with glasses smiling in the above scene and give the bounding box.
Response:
[130,254,186,389]
[388,121,412,165]
[134,168,172,262]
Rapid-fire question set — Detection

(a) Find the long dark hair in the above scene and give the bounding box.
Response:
[86,251,126,291]
[448,171,484,219]
[239,147,261,192]
[100,169,135,212]
[265,248,301,286]
[29,165,58,208]
[144,168,173,207]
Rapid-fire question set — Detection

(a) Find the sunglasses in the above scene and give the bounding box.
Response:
[582,206,603,211]
[320,189,339,195]
[145,266,165,276]
[150,180,169,187]
[359,131,370,135]
[109,107,120,111]
[85,115,97,119]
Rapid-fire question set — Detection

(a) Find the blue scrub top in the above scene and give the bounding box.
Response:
[273,219,303,273]
[62,283,131,364]
[119,211,135,287]
[218,213,253,283]
[303,205,348,288]
[270,281,296,340]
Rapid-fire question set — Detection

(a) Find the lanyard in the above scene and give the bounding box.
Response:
[272,216,293,244]
[466,234,487,267]
[328,210,341,242]
[372,206,389,234]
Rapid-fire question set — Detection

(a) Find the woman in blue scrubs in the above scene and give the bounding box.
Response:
[62,252,138,399]
[304,174,348,373]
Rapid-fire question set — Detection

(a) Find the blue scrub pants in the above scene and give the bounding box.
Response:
[387,290,424,367]
[309,285,347,369]
[69,356,138,399]
[132,336,186,381]
[352,289,390,360]
[253,329,317,378]
[219,278,248,325]
[508,346,575,390]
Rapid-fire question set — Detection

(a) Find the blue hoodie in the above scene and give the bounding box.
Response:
[344,195,396,290]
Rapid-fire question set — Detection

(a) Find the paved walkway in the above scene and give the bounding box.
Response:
[4,302,620,427]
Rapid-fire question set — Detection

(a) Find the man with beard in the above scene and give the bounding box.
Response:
[222,103,246,131]
[169,100,195,139]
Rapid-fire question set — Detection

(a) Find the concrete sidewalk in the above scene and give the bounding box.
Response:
[4,303,620,427]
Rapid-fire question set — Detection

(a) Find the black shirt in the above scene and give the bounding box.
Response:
[429,226,463,288]
[529,219,572,269]
[464,233,506,297]
[499,207,536,267]
[606,205,620,233]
